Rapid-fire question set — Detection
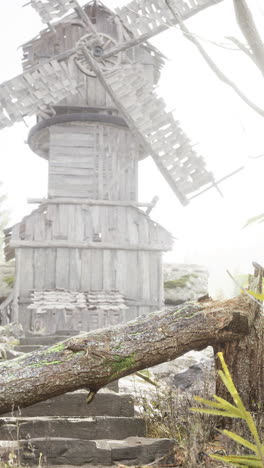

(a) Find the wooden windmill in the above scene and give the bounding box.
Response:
[1,0,220,336]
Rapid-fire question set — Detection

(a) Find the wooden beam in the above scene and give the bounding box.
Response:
[145,195,159,215]
[27,198,153,208]
[10,241,171,252]
[72,0,99,37]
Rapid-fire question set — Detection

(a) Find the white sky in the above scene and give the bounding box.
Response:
[0,0,264,297]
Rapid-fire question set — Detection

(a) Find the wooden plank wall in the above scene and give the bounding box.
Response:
[13,204,172,248]
[48,123,138,200]
[17,248,162,319]
[14,202,170,319]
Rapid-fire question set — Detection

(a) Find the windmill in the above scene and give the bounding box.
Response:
[1,0,221,335]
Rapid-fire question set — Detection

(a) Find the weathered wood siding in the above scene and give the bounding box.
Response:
[12,204,171,247]
[48,123,139,200]
[16,248,162,314]
[12,203,172,326]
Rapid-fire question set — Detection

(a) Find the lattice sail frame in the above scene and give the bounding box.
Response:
[117,0,222,39]
[29,0,76,23]
[79,37,214,204]
[105,65,213,202]
[0,60,77,128]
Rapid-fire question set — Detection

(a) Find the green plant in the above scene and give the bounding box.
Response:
[192,352,264,467]
[164,274,194,289]
[3,275,14,288]
[243,213,264,229]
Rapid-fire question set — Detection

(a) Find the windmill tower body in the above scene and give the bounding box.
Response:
[1,0,218,335]
[6,4,173,335]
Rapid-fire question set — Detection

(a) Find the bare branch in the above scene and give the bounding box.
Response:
[227,269,263,307]
[165,0,264,119]
[233,0,264,76]
[248,153,264,160]
[226,36,258,66]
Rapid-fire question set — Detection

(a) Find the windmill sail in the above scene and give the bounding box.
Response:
[29,0,77,24]
[116,0,223,41]
[81,50,214,205]
[0,60,77,128]
[105,65,214,205]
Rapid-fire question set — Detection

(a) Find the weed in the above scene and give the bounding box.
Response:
[192,352,264,466]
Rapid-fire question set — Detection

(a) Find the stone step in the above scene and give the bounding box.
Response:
[15,437,175,466]
[5,390,134,417]
[104,437,175,466]
[19,335,75,346]
[0,416,145,441]
[15,344,42,353]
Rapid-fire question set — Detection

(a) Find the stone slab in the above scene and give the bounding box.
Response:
[21,438,112,466]
[18,437,175,466]
[0,416,145,441]
[5,391,134,418]
[15,345,41,353]
[19,335,78,346]
[105,437,175,465]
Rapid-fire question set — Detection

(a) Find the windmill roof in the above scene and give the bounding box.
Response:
[21,1,165,72]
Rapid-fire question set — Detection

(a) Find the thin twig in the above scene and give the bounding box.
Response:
[135,371,158,387]
[226,270,263,307]
[248,153,264,159]
[226,36,258,66]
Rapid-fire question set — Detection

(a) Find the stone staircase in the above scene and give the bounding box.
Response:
[0,335,174,466]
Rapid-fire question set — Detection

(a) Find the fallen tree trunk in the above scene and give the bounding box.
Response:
[0,296,251,415]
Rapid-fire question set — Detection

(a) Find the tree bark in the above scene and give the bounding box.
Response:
[0,296,251,415]
[215,270,264,411]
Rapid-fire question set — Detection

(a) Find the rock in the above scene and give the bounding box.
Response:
[172,364,203,390]
[119,347,215,408]
[163,263,208,305]
[0,322,23,359]
[152,347,215,395]
[151,347,214,376]
[170,360,215,394]
[0,322,23,338]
